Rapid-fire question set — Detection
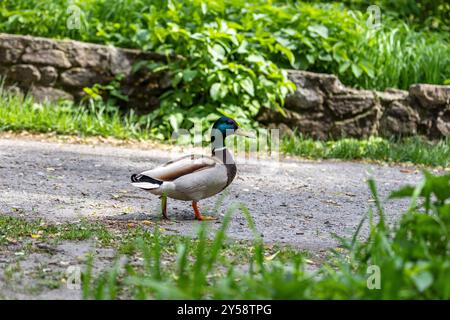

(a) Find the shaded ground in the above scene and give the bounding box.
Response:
[1,135,440,249]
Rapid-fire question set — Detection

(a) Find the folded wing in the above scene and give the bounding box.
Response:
[140,154,217,181]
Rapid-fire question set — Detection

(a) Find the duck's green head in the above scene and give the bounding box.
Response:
[211,116,255,139]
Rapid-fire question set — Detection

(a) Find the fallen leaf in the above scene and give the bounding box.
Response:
[264,251,280,261]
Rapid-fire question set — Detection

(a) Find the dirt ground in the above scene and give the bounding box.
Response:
[1,133,441,248]
[0,133,445,299]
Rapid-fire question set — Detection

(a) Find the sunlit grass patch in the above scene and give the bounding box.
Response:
[281,135,450,167]
[1,90,448,167]
[0,215,114,246]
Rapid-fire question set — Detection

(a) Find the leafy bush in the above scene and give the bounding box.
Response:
[1,0,448,92]
[1,1,448,133]
[132,20,295,135]
[82,172,450,299]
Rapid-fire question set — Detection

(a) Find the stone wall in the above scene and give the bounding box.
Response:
[0,33,170,111]
[259,71,449,139]
[1,33,449,139]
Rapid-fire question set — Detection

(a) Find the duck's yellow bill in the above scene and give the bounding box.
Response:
[235,128,256,138]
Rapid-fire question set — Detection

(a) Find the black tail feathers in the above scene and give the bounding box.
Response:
[131,174,163,185]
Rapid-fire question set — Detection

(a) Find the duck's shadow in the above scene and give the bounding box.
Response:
[106,209,217,222]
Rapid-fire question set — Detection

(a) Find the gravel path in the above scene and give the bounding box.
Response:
[0,137,437,251]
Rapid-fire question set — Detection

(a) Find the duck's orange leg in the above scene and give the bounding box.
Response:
[161,194,169,220]
[192,201,216,221]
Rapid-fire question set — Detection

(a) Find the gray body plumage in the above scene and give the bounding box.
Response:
[131,148,236,202]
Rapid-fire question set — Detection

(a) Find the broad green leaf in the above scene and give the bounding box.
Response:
[209,83,228,101]
[247,54,265,63]
[411,271,433,292]
[240,78,254,96]
[171,72,183,87]
[307,25,329,38]
[168,113,183,132]
[339,61,351,73]
[182,69,198,82]
[351,63,363,78]
[428,173,450,202]
[209,44,226,61]
[275,43,295,66]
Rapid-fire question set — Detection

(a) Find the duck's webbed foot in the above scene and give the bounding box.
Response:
[192,201,217,221]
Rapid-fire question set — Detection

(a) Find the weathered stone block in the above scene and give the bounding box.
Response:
[333,107,381,138]
[71,45,110,69]
[0,65,8,77]
[60,68,106,87]
[4,85,23,97]
[30,86,73,103]
[409,84,450,109]
[22,49,71,68]
[23,37,55,51]
[0,48,22,63]
[436,109,450,137]
[285,87,324,111]
[375,89,408,105]
[39,66,58,86]
[287,70,344,94]
[327,90,375,118]
[7,64,41,84]
[380,101,420,136]
[0,36,25,50]
[110,47,133,76]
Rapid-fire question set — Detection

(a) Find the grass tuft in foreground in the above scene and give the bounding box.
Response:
[1,90,449,167]
[1,173,449,299]
[80,171,450,299]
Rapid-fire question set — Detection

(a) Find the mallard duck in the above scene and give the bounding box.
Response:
[131,116,255,220]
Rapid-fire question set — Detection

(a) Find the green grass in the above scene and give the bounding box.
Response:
[0,214,302,266]
[0,89,154,140]
[80,173,450,299]
[282,135,450,167]
[0,216,114,246]
[1,90,449,167]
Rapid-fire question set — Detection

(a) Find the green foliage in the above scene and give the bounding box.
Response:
[83,74,129,104]
[327,0,450,31]
[348,172,450,298]
[0,0,448,93]
[134,20,294,135]
[1,0,448,133]
[81,172,450,299]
